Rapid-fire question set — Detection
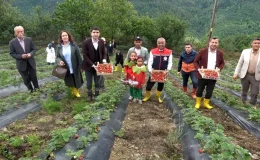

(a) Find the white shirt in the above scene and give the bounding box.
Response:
[134,48,141,56]
[92,38,98,50]
[207,48,217,69]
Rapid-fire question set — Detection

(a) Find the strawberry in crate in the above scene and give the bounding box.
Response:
[96,62,113,75]
[151,70,168,83]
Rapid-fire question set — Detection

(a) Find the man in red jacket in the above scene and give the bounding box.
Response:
[143,37,172,103]
[193,37,225,109]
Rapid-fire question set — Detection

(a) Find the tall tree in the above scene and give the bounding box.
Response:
[155,13,186,52]
[54,0,95,41]
[0,0,24,43]
[93,0,138,40]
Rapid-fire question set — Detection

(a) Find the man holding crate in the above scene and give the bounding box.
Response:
[142,37,172,103]
[193,37,225,109]
[81,26,107,101]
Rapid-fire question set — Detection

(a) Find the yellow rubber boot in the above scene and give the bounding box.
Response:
[142,91,150,102]
[71,88,76,95]
[194,97,202,109]
[156,90,163,103]
[114,66,118,71]
[74,88,81,98]
[121,68,124,73]
[204,99,213,109]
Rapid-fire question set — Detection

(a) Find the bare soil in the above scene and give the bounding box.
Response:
[110,90,183,160]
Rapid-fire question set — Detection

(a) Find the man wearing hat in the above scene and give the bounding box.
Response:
[124,36,149,66]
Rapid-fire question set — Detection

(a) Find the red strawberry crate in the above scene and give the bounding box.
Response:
[96,63,113,75]
[199,69,219,80]
[150,70,168,83]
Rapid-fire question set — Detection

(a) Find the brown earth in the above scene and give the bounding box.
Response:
[110,91,183,160]
[170,78,260,159]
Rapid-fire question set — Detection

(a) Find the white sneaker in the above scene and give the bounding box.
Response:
[129,96,133,100]
[133,98,137,102]
[138,100,142,104]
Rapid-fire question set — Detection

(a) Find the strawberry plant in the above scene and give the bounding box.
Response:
[165,81,251,160]
[9,136,24,147]
[65,149,84,160]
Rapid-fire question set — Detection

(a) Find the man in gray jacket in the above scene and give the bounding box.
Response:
[9,26,39,93]
[125,36,149,65]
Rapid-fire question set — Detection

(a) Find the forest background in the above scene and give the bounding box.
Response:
[1,0,260,53]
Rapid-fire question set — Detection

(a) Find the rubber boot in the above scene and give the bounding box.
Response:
[71,88,76,95]
[114,66,118,71]
[194,97,202,109]
[142,91,150,102]
[93,90,99,100]
[156,90,163,103]
[87,91,92,101]
[191,88,197,99]
[74,88,81,98]
[183,87,188,93]
[204,99,213,109]
[122,68,124,73]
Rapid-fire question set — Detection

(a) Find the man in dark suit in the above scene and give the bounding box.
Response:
[81,26,107,101]
[193,37,225,109]
[9,26,39,92]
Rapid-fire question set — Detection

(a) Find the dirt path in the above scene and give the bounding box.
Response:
[110,91,183,160]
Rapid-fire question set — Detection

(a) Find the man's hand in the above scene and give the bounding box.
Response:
[60,61,65,66]
[26,53,32,58]
[177,72,180,75]
[22,54,28,59]
[93,65,98,71]
[233,74,238,81]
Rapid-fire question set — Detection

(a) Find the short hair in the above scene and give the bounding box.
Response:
[185,42,192,47]
[157,37,166,43]
[58,30,75,44]
[253,38,260,41]
[210,37,219,42]
[91,26,100,32]
[14,26,24,32]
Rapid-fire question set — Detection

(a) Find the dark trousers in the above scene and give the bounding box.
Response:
[196,79,216,99]
[99,75,105,88]
[115,61,123,67]
[85,70,100,91]
[181,70,198,88]
[241,74,259,105]
[18,62,39,90]
[145,76,164,91]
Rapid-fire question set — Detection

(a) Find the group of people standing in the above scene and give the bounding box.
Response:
[9,25,260,109]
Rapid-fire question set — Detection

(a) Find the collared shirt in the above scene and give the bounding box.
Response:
[207,48,217,69]
[247,49,259,74]
[17,38,25,52]
[62,43,73,74]
[92,38,98,50]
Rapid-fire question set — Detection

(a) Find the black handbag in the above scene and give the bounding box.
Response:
[52,65,67,79]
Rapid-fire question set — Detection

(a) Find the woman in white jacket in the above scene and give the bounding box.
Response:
[46,44,55,65]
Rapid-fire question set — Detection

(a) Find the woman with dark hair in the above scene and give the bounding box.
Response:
[55,30,83,97]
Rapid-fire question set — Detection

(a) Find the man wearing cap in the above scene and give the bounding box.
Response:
[125,36,149,65]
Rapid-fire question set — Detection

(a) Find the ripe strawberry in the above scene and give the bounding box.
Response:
[199,148,203,154]
[75,134,79,139]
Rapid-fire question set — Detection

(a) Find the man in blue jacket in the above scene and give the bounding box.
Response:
[177,43,198,98]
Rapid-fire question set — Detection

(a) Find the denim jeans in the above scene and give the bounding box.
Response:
[181,70,198,88]
[85,70,100,92]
